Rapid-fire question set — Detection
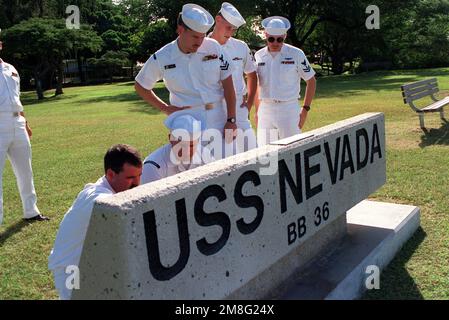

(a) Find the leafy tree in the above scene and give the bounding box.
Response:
[129,20,174,63]
[1,18,102,99]
[88,50,131,82]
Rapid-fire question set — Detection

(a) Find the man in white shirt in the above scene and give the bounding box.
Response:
[135,3,238,158]
[48,144,142,300]
[0,31,48,225]
[209,2,258,156]
[142,111,213,183]
[255,16,317,145]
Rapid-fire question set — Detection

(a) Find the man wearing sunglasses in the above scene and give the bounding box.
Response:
[209,2,258,156]
[255,16,317,145]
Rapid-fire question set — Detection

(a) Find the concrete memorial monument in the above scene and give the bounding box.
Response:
[72,113,420,299]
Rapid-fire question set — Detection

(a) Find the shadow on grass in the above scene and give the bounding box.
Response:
[0,220,29,247]
[317,76,421,99]
[419,119,449,148]
[363,226,426,300]
[22,94,79,107]
[74,87,169,116]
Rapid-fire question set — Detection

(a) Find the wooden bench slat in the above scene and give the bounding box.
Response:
[405,88,439,103]
[401,78,438,91]
[421,96,449,112]
[402,83,438,96]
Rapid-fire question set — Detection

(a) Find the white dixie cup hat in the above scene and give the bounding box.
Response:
[261,16,291,36]
[181,3,215,33]
[220,2,246,28]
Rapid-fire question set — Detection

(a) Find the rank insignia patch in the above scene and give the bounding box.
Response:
[203,54,218,61]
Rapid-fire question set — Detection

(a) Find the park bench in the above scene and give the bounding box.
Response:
[401,78,448,128]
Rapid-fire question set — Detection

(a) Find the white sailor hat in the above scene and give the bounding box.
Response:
[262,16,291,36]
[219,2,245,28]
[164,110,204,141]
[181,3,214,34]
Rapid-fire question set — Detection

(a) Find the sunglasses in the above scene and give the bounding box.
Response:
[267,37,284,43]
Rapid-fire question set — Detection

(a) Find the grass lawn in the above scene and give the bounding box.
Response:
[0,68,448,299]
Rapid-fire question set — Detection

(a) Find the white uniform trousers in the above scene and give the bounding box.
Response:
[0,113,40,225]
[257,100,301,146]
[223,96,257,157]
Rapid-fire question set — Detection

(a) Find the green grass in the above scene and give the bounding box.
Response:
[1,68,448,299]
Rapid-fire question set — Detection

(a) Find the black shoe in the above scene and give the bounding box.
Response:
[24,214,50,222]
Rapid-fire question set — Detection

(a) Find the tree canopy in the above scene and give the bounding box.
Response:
[1,0,448,99]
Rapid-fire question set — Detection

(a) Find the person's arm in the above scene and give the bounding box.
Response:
[135,82,189,115]
[245,72,258,112]
[135,54,190,115]
[222,75,237,142]
[254,87,260,129]
[299,76,316,130]
[19,111,32,137]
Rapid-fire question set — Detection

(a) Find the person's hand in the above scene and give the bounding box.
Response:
[224,122,237,143]
[25,121,32,138]
[161,105,191,115]
[299,108,308,130]
[241,101,248,109]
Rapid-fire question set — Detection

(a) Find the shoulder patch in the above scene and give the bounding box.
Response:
[301,59,311,72]
[144,160,161,169]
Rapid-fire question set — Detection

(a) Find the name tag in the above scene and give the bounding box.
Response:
[258,62,265,66]
[233,57,243,61]
[281,61,295,65]
[164,64,176,70]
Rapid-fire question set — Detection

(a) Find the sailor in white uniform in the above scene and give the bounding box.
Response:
[209,2,258,156]
[254,16,317,146]
[142,111,213,183]
[48,144,142,300]
[0,31,48,225]
[135,3,238,158]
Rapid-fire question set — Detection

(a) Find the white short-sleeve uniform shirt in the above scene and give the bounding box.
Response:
[221,37,256,98]
[136,38,232,107]
[255,43,315,102]
[0,61,23,112]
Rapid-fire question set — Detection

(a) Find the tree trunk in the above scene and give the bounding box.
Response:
[37,0,44,17]
[55,62,64,95]
[77,52,86,84]
[331,56,345,75]
[34,70,44,100]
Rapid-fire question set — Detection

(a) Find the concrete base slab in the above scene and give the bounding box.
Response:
[280,200,420,300]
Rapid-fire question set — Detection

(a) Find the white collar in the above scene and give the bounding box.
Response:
[100,176,116,194]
